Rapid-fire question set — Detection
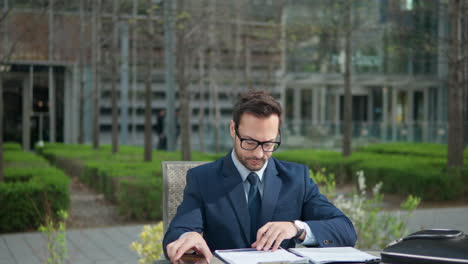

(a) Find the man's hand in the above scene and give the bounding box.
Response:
[251,221,298,251]
[166,232,212,264]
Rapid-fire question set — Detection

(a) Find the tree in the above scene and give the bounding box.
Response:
[196,47,206,152]
[0,5,8,182]
[143,0,158,162]
[172,0,212,160]
[92,0,102,150]
[176,0,193,160]
[342,0,353,157]
[447,0,465,169]
[0,71,3,182]
[111,0,120,154]
[207,0,221,154]
[78,0,86,144]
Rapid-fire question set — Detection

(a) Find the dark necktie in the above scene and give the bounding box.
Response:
[247,172,261,244]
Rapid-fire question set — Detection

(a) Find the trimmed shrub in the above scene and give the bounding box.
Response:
[4,150,49,167]
[36,142,467,222]
[118,176,163,220]
[3,142,22,151]
[348,152,464,200]
[357,142,466,160]
[274,149,356,183]
[0,167,70,232]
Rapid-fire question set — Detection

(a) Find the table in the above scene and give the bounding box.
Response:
[155,250,382,264]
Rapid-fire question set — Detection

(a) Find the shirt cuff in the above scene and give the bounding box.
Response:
[295,220,317,246]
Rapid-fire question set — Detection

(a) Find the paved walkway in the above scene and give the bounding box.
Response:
[0,225,143,264]
[406,206,468,233]
[1,206,467,264]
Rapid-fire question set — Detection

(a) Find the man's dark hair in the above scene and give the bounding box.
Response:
[232,90,282,129]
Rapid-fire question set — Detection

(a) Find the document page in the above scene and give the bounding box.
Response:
[289,247,380,263]
[215,248,309,264]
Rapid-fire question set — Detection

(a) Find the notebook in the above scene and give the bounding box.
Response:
[289,247,380,264]
[215,248,308,264]
[215,247,380,264]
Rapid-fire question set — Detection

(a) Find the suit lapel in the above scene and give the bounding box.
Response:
[222,154,250,244]
[260,159,281,227]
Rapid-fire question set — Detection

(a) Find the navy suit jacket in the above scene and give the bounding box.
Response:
[163,153,357,256]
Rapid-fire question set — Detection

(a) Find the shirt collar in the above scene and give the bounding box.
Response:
[231,149,268,183]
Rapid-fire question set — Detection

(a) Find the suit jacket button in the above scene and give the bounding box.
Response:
[324,240,333,245]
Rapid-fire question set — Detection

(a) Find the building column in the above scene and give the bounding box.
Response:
[310,89,314,122]
[64,64,79,144]
[84,66,93,143]
[49,66,56,143]
[423,87,429,142]
[312,88,319,124]
[382,86,388,141]
[367,88,373,138]
[436,86,445,142]
[335,92,340,136]
[407,89,414,141]
[64,66,71,143]
[367,88,373,124]
[48,0,56,143]
[392,87,398,141]
[320,87,326,124]
[293,88,301,135]
[22,67,33,151]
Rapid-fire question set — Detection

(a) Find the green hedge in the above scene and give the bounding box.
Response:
[357,143,448,158]
[118,176,163,220]
[3,142,22,151]
[278,143,468,200]
[40,144,185,220]
[38,143,225,221]
[274,149,357,183]
[0,150,70,233]
[36,142,468,223]
[348,152,464,200]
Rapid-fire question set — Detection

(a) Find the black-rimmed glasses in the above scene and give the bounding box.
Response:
[235,128,281,152]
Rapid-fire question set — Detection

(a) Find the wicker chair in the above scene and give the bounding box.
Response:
[162,161,208,233]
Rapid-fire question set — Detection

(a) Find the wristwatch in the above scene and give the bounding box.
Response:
[290,220,305,241]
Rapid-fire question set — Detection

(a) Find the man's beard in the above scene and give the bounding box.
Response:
[239,155,267,171]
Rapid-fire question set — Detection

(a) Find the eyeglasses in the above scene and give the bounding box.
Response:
[235,128,281,152]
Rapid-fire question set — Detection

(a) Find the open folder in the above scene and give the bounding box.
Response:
[215,247,380,264]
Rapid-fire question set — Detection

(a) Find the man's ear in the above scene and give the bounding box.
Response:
[229,120,235,139]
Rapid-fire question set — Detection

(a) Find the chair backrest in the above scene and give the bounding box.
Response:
[162,161,208,233]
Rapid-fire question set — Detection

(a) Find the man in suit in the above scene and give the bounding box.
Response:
[163,90,357,263]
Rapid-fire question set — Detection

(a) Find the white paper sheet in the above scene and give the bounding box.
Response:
[289,247,380,263]
[215,248,309,264]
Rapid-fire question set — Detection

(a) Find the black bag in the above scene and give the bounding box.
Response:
[381,229,468,264]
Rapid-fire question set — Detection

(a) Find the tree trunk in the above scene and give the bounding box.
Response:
[164,0,177,151]
[179,76,192,160]
[232,0,243,99]
[0,2,6,182]
[175,0,192,160]
[197,48,206,153]
[342,1,353,157]
[447,0,464,168]
[209,0,221,154]
[111,0,119,154]
[144,5,154,162]
[131,0,138,145]
[78,0,85,144]
[48,0,56,143]
[0,74,4,182]
[92,0,101,150]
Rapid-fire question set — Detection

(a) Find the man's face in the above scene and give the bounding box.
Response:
[230,113,280,171]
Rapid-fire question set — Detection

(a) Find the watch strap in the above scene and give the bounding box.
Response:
[289,220,305,240]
